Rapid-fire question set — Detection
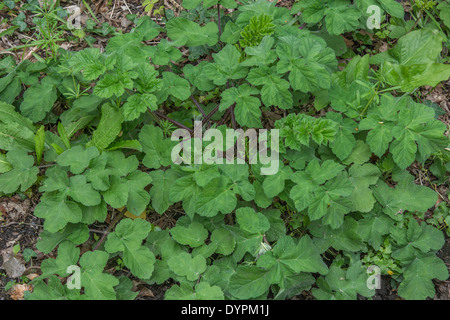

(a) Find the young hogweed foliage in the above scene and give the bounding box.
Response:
[239,14,275,48]
[0,0,448,302]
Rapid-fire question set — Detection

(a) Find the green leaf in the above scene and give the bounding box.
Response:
[373,174,438,220]
[157,72,191,102]
[372,29,450,91]
[39,241,80,279]
[105,219,155,279]
[34,195,83,233]
[29,275,81,300]
[57,122,71,150]
[0,153,12,173]
[357,209,394,250]
[68,175,101,207]
[290,159,345,214]
[20,79,58,122]
[257,236,328,287]
[170,221,209,248]
[438,2,450,29]
[247,65,293,109]
[326,112,356,160]
[115,276,138,300]
[168,252,207,281]
[276,35,336,93]
[276,113,337,149]
[139,125,174,169]
[391,218,445,262]
[36,224,89,254]
[235,207,270,234]
[122,93,157,121]
[383,61,450,92]
[79,250,119,300]
[149,169,178,213]
[390,101,447,168]
[28,275,81,300]
[372,29,445,66]
[241,36,277,67]
[148,39,182,66]
[219,85,261,128]
[204,45,249,86]
[220,21,242,44]
[34,125,45,165]
[313,261,375,300]
[309,217,365,252]
[134,16,160,41]
[68,48,114,81]
[0,101,36,151]
[134,63,163,93]
[93,73,134,99]
[324,5,360,35]
[378,0,404,18]
[183,62,215,92]
[106,140,142,152]
[262,164,292,198]
[0,149,38,194]
[125,171,152,215]
[56,146,99,174]
[195,177,237,217]
[182,0,203,9]
[228,266,270,299]
[87,103,124,151]
[211,228,236,255]
[166,18,218,47]
[398,253,448,300]
[343,140,371,165]
[165,281,224,300]
[347,164,380,212]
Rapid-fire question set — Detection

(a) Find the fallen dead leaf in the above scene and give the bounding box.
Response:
[1,251,26,278]
[138,286,155,298]
[9,283,33,300]
[26,273,39,281]
[124,210,147,220]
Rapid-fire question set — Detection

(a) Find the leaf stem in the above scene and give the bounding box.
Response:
[218,107,232,125]
[153,111,193,133]
[217,4,222,37]
[203,104,220,123]
[230,104,236,129]
[408,10,422,33]
[359,84,380,118]
[190,95,206,117]
[92,208,126,251]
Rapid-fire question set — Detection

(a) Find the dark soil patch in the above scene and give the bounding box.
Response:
[0,196,42,300]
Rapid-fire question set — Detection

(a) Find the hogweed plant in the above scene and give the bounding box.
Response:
[0,0,449,300]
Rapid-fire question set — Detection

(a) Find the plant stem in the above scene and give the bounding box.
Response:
[408,10,422,32]
[203,104,220,124]
[230,104,236,129]
[38,163,56,169]
[217,4,222,37]
[153,111,193,133]
[218,107,232,125]
[190,96,206,117]
[360,84,380,118]
[92,208,126,251]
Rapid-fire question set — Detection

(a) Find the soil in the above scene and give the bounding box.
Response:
[0,195,42,300]
[0,0,449,301]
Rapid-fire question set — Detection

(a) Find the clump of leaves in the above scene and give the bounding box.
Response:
[0,0,448,301]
